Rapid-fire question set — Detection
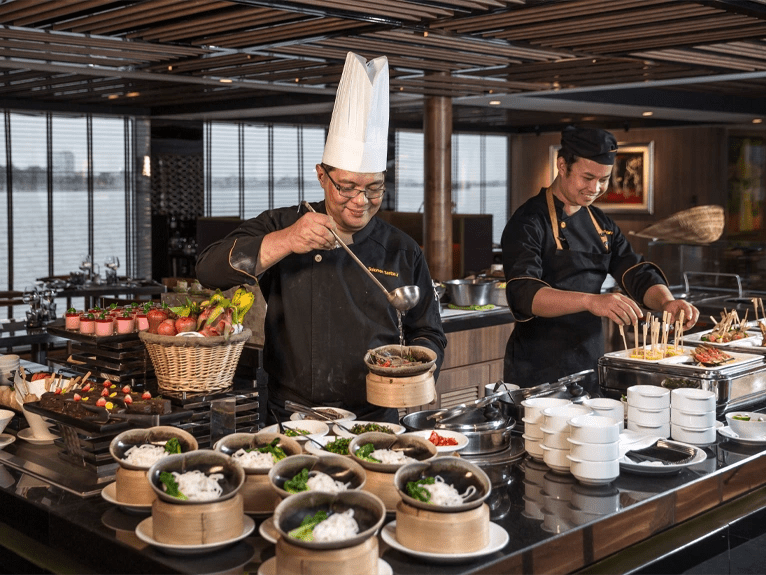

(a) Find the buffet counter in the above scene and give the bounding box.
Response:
[1,411,765,574]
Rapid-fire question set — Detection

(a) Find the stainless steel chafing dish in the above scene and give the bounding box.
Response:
[598,349,766,414]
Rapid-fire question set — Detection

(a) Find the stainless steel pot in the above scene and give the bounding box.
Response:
[443,278,497,307]
[401,409,515,455]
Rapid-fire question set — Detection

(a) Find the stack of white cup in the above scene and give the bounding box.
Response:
[566,414,621,485]
[539,404,592,473]
[670,388,717,444]
[583,397,625,431]
[0,354,20,386]
[627,385,670,438]
[521,397,571,462]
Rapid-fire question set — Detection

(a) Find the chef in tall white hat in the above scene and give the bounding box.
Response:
[197,52,446,424]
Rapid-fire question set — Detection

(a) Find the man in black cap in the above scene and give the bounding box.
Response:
[500,126,698,395]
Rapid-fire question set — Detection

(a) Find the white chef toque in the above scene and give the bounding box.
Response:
[322,52,389,174]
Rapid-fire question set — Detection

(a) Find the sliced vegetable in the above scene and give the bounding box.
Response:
[288,510,328,541]
[284,427,310,437]
[406,476,435,503]
[159,471,188,500]
[164,437,182,454]
[324,437,351,455]
[252,438,287,462]
[355,443,380,463]
[350,423,393,435]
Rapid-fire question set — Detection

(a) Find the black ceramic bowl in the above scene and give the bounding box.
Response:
[268,454,366,499]
[348,432,437,473]
[147,449,245,505]
[214,432,303,475]
[394,456,491,512]
[109,426,198,471]
[272,490,386,550]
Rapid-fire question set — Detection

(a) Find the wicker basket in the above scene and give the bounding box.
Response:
[633,205,725,245]
[139,328,251,393]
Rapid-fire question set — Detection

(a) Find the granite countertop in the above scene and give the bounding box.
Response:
[1,409,765,575]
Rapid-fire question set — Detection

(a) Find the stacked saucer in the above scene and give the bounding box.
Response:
[566,414,621,485]
[0,354,20,385]
[670,388,717,444]
[521,397,570,462]
[627,385,670,438]
[539,404,592,473]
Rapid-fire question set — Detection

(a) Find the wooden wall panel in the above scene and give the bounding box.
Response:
[441,323,513,369]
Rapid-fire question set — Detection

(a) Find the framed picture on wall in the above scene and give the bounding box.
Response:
[549,141,655,214]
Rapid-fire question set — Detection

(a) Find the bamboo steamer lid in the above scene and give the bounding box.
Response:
[276,533,378,575]
[151,493,244,545]
[241,473,283,514]
[362,468,401,513]
[366,370,435,408]
[115,466,156,505]
[395,500,489,553]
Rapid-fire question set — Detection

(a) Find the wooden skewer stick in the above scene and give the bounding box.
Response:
[634,320,639,355]
[619,324,628,351]
[753,298,759,322]
[679,310,685,349]
[642,321,648,359]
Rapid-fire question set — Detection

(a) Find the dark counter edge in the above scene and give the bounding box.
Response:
[441,307,514,334]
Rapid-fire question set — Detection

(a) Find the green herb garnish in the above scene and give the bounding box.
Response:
[406,477,435,503]
[288,510,328,541]
[732,415,751,421]
[284,428,310,437]
[324,437,351,455]
[355,443,380,463]
[164,437,182,454]
[159,471,187,500]
[284,468,310,494]
[252,438,287,462]
[350,423,393,435]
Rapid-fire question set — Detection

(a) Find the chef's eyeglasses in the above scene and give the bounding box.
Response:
[320,164,385,200]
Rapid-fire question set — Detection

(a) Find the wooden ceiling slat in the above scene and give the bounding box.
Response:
[632,49,766,72]
[55,0,187,32]
[207,18,363,47]
[87,2,228,35]
[279,45,459,72]
[0,38,173,64]
[0,47,145,67]
[132,7,275,41]
[489,5,714,41]
[176,13,306,44]
[696,42,766,62]
[13,0,117,27]
[0,0,58,21]
[321,0,454,19]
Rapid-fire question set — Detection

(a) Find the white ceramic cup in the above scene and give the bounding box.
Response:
[628,405,670,426]
[626,385,670,410]
[521,397,571,426]
[542,404,593,433]
[670,423,716,445]
[0,409,14,434]
[671,388,716,413]
[671,408,716,429]
[523,435,545,460]
[627,419,670,438]
[22,406,57,440]
[567,457,620,481]
[541,428,571,450]
[540,443,571,472]
[567,438,620,461]
[568,414,621,444]
[521,418,544,440]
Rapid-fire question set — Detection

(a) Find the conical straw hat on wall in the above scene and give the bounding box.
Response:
[633,205,725,244]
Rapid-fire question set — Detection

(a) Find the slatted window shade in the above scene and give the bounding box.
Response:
[301,127,326,204]
[243,125,269,220]
[0,115,7,320]
[395,130,425,213]
[485,136,508,247]
[207,123,240,218]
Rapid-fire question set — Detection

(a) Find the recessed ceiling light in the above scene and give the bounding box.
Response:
[561,117,572,123]
[753,118,763,124]
[295,78,300,83]
[423,31,429,37]
[107,94,119,100]
[642,111,654,117]
[219,78,233,83]
[167,65,173,71]
[127,92,140,98]
[582,116,595,121]
[489,100,501,105]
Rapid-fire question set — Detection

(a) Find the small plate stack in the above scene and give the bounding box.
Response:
[670,388,717,444]
[539,404,592,473]
[582,397,625,431]
[566,415,621,485]
[521,398,571,462]
[0,354,20,385]
[627,385,670,438]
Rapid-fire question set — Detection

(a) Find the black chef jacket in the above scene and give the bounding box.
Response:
[196,201,447,417]
[501,188,666,395]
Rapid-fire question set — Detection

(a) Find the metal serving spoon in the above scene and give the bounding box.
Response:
[301,201,420,311]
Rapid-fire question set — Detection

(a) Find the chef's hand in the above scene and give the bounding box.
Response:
[286,213,338,253]
[662,299,699,330]
[586,292,644,326]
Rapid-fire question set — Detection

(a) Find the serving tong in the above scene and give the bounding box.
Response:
[623,439,697,465]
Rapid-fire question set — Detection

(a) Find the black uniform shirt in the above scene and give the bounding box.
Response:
[196,201,446,412]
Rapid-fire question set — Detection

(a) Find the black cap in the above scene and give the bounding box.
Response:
[561,126,618,165]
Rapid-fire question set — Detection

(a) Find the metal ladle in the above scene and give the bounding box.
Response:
[301,201,421,311]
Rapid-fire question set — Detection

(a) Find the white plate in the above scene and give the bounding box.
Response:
[260,420,329,441]
[289,407,356,423]
[406,429,469,453]
[135,515,255,555]
[603,348,762,371]
[258,516,278,544]
[718,425,766,445]
[303,435,352,457]
[380,521,508,563]
[619,440,707,475]
[684,330,761,347]
[16,427,57,444]
[258,557,392,575]
[333,421,405,438]
[0,433,15,449]
[101,482,151,514]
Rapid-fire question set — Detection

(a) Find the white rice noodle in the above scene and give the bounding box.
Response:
[122,444,170,467]
[370,449,416,465]
[312,509,359,542]
[231,448,276,469]
[171,470,224,501]
[423,475,477,507]
[306,471,348,494]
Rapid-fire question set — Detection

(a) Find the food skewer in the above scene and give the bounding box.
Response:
[619,324,628,351]
[633,320,639,355]
[642,321,648,359]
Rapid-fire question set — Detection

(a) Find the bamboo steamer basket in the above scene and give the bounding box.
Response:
[115,466,156,505]
[152,493,244,545]
[632,205,724,245]
[241,473,283,514]
[366,369,436,408]
[395,500,490,553]
[362,468,402,513]
[275,533,378,575]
